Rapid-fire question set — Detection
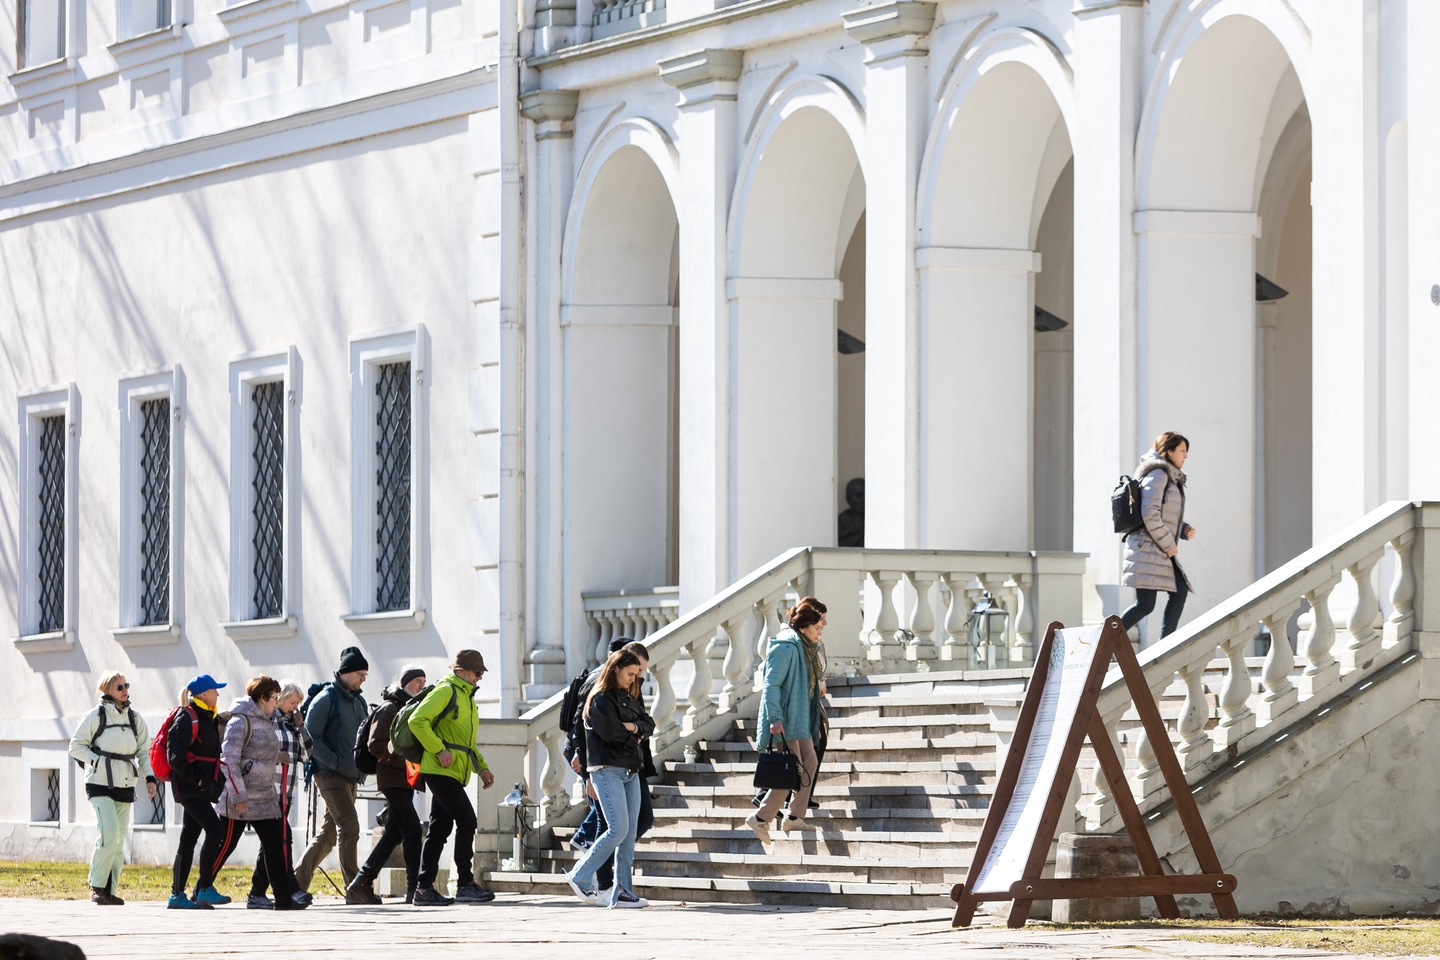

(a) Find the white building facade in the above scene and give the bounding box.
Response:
[0,0,1436,859]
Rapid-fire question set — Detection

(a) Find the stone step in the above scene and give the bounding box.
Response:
[826,713,996,732]
[532,847,973,883]
[646,782,994,811]
[646,808,987,833]
[481,870,953,909]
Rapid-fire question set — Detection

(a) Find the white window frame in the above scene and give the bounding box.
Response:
[14,384,79,653]
[342,324,429,634]
[112,366,184,646]
[222,349,301,641]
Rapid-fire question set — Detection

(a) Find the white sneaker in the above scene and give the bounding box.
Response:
[611,889,648,909]
[596,887,614,906]
[565,872,597,904]
[744,813,772,844]
[781,815,815,833]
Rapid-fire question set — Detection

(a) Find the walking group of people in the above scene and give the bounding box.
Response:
[68,646,498,909]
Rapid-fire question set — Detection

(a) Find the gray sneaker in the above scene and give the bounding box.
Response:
[454,883,496,904]
[412,886,455,907]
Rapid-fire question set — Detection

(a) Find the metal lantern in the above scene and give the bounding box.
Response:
[967,591,1010,670]
[496,782,540,872]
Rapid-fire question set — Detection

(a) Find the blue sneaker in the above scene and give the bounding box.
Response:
[168,892,209,910]
[195,886,232,906]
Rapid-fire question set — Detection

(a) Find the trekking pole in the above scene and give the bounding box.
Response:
[316,866,347,898]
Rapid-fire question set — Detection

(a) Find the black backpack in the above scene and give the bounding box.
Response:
[353,703,382,776]
[74,704,139,769]
[1112,475,1144,536]
[558,667,591,738]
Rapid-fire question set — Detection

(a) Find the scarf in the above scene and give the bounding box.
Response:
[800,633,825,700]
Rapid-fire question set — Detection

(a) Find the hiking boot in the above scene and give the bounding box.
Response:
[345,879,383,905]
[246,894,274,910]
[91,886,122,905]
[455,883,495,904]
[565,872,597,904]
[168,892,208,910]
[291,891,313,908]
[610,889,648,909]
[744,813,772,844]
[195,885,231,906]
[412,886,454,907]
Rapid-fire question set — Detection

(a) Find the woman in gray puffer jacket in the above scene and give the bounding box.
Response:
[213,676,298,908]
[1120,432,1198,641]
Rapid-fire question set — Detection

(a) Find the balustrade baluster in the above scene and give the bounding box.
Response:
[1342,552,1383,672]
[905,571,938,663]
[539,727,570,819]
[1086,711,1125,830]
[1388,533,1417,643]
[592,614,613,668]
[1257,602,1301,725]
[1299,578,1340,700]
[1176,659,1214,771]
[684,638,715,734]
[1131,677,1172,799]
[1006,573,1034,666]
[720,611,754,713]
[650,655,678,733]
[939,572,969,663]
[1214,633,1255,747]
[606,613,626,649]
[867,570,901,661]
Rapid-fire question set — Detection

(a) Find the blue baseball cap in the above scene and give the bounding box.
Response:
[187,674,227,695]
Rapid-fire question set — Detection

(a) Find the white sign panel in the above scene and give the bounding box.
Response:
[970,624,1104,895]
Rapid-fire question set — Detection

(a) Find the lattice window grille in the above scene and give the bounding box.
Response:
[374,361,411,613]
[44,769,59,821]
[147,787,166,825]
[139,398,171,626]
[36,415,66,634]
[250,382,284,620]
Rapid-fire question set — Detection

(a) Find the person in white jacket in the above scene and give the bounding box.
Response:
[68,671,158,905]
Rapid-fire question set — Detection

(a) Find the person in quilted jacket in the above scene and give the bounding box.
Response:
[1120,432,1198,642]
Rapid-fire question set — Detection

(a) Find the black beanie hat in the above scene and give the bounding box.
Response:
[338,646,370,674]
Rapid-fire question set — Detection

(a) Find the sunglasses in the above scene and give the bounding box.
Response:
[113,683,131,691]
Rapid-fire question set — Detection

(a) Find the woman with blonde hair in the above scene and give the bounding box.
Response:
[68,670,158,904]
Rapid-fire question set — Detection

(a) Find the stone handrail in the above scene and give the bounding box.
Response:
[489,546,1086,824]
[1087,500,1431,827]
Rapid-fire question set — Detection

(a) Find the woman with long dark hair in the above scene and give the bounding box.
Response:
[564,647,654,908]
[1121,431,1198,642]
[746,596,827,844]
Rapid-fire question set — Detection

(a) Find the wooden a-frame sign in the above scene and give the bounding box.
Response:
[950,616,1239,929]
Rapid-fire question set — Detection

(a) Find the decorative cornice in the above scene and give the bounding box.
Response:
[658,48,742,88]
[520,88,580,121]
[1071,0,1143,17]
[841,0,936,44]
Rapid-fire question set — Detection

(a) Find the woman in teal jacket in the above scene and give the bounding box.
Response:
[746,597,827,844]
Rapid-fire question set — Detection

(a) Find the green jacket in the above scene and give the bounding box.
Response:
[410,672,488,785]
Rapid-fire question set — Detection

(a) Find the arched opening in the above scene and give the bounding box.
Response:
[564,143,680,603]
[732,103,864,574]
[923,59,1073,552]
[1141,15,1311,619]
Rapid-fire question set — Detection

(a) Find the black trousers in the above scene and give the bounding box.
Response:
[172,797,234,894]
[356,787,423,891]
[1121,559,1189,640]
[419,774,477,890]
[595,781,652,891]
[251,813,300,899]
[213,819,293,905]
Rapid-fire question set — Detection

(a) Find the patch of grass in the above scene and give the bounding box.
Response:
[0,860,262,901]
[1182,928,1440,956]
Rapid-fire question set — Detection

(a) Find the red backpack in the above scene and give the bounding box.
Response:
[150,705,204,783]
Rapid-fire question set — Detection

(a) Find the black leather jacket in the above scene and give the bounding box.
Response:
[583,688,655,773]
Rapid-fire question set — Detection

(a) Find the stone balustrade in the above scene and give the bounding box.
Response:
[581,586,680,669]
[590,0,665,38]
[1086,499,1434,829]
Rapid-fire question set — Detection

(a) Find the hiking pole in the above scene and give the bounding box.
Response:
[316,866,346,898]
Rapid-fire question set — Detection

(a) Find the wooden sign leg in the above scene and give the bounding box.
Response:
[1110,624,1240,921]
[1086,711,1181,920]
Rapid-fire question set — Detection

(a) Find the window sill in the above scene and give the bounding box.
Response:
[110,623,181,646]
[13,630,75,653]
[340,609,427,635]
[221,615,298,641]
[131,823,167,832]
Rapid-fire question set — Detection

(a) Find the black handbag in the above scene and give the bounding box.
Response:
[753,739,799,791]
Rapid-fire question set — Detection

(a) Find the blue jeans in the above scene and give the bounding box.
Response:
[569,766,640,902]
[573,803,603,847]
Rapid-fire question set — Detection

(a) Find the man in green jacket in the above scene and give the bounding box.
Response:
[409,649,496,906]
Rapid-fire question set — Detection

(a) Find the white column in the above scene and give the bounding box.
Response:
[1311,0,1382,536]
[519,90,579,701]
[1135,210,1259,611]
[918,247,1037,549]
[1070,0,1143,623]
[1408,0,1440,499]
[663,49,741,611]
[845,0,935,550]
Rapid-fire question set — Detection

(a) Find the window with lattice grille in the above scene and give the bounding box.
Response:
[250,382,284,620]
[375,361,411,612]
[36,415,65,633]
[139,398,170,626]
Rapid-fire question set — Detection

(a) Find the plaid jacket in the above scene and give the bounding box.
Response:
[274,711,311,812]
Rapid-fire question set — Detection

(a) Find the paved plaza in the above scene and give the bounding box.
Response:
[0,895,1375,959]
